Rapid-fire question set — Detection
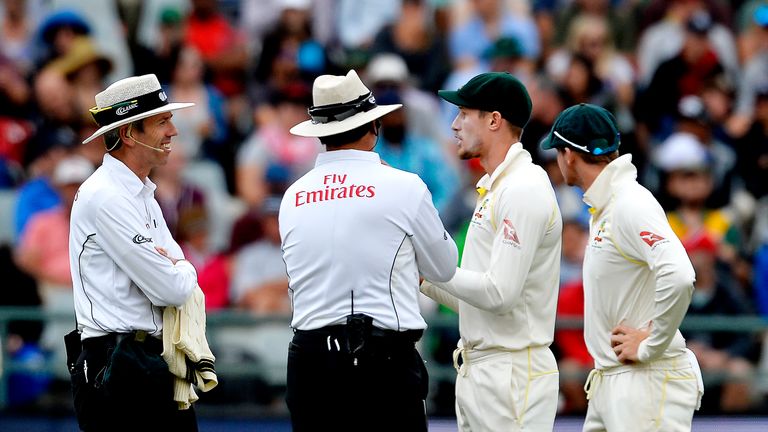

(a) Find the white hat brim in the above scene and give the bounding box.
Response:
[81,102,195,144]
[290,104,402,137]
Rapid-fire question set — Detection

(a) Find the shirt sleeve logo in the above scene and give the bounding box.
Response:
[502,219,521,247]
[639,231,665,247]
[132,234,153,244]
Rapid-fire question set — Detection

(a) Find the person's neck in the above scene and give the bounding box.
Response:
[326,135,376,152]
[482,140,512,175]
[578,163,605,192]
[112,150,150,181]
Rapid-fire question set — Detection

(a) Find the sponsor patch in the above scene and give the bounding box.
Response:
[502,219,520,247]
[132,234,153,244]
[639,231,665,247]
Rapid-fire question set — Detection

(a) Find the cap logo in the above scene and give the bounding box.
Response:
[159,91,167,101]
[116,102,138,116]
[553,131,589,153]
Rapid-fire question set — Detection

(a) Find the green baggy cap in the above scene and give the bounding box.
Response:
[541,103,620,155]
[438,72,532,128]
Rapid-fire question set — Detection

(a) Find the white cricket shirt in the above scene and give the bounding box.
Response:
[69,154,198,340]
[422,143,563,351]
[582,155,695,369]
[279,149,458,331]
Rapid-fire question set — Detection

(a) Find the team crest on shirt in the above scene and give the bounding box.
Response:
[502,219,521,248]
[590,219,607,249]
[639,231,667,248]
[471,198,491,227]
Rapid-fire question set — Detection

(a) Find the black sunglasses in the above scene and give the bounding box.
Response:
[308,92,377,124]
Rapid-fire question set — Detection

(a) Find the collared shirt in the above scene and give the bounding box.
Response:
[69,154,198,340]
[279,149,457,331]
[582,154,695,369]
[422,143,562,351]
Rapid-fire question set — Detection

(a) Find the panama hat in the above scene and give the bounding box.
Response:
[290,69,401,138]
[82,74,194,144]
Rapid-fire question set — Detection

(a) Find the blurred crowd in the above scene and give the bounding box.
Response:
[1,0,768,416]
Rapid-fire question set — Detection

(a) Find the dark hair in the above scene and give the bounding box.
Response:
[319,122,373,147]
[478,110,523,137]
[104,119,145,152]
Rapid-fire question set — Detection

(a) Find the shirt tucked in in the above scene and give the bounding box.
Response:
[279,149,457,331]
[69,153,198,340]
[582,154,695,369]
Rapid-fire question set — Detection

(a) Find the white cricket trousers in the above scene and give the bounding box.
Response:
[582,350,704,432]
[453,343,559,431]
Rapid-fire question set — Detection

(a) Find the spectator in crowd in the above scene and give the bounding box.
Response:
[545,13,635,124]
[448,0,540,69]
[364,52,445,145]
[555,279,590,414]
[654,131,742,270]
[184,0,249,99]
[14,154,94,379]
[682,232,761,413]
[374,87,462,228]
[33,8,91,70]
[735,84,768,201]
[654,95,738,208]
[230,195,290,314]
[164,45,228,160]
[0,0,36,75]
[13,127,69,240]
[636,10,728,141]
[236,81,317,208]
[44,35,113,127]
[370,0,451,94]
[730,4,768,138]
[636,1,738,89]
[253,0,325,94]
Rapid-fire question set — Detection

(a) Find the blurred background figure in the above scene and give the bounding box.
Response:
[682,232,761,413]
[236,81,316,209]
[14,154,93,380]
[373,85,462,231]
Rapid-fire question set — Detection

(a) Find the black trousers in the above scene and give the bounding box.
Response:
[286,326,429,432]
[70,333,198,432]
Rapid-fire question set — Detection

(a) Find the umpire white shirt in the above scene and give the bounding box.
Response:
[582,155,695,369]
[421,143,562,351]
[69,153,198,340]
[279,149,458,331]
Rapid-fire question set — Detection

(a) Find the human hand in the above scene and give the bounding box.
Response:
[155,246,180,265]
[610,321,652,364]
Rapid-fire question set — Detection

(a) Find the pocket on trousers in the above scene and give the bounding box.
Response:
[103,339,171,403]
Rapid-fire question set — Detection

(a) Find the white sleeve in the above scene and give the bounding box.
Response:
[95,196,198,307]
[420,280,459,312]
[409,183,458,283]
[613,192,695,362]
[430,184,557,314]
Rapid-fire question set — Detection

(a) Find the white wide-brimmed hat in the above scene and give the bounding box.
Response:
[82,74,194,144]
[290,69,401,138]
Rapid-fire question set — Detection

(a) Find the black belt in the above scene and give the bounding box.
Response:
[82,331,163,354]
[295,325,423,343]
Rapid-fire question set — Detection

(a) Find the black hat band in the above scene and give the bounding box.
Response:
[308,92,377,124]
[89,88,169,127]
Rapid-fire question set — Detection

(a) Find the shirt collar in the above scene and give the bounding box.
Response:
[315,149,381,167]
[583,154,636,213]
[476,142,529,195]
[102,153,157,197]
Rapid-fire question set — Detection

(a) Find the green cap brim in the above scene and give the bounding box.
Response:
[540,131,561,150]
[438,90,470,107]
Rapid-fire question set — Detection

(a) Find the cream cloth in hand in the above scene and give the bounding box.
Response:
[162,285,218,409]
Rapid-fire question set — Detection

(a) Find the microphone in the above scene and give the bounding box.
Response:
[127,127,168,153]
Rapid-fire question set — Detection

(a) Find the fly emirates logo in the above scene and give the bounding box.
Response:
[295,173,375,207]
